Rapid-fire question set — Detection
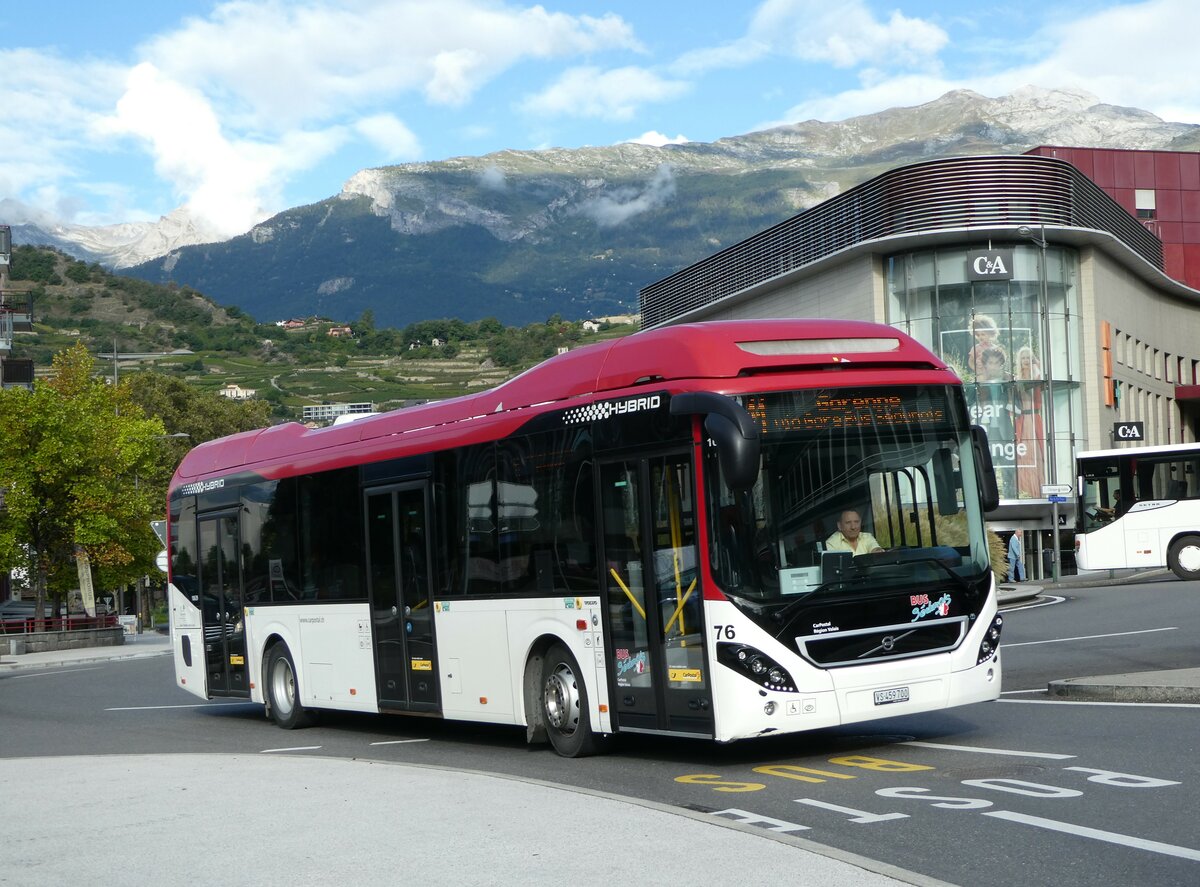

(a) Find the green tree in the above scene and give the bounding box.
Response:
[0,344,166,626]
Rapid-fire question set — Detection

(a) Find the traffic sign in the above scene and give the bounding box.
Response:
[1047,495,1067,503]
[155,549,170,573]
[1041,483,1072,497]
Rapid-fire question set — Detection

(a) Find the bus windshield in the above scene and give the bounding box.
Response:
[706,385,992,632]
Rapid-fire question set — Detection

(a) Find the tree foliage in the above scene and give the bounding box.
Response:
[0,344,166,619]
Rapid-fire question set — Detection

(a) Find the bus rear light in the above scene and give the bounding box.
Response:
[599,704,608,713]
[576,619,587,630]
[480,697,488,705]
[977,614,1004,664]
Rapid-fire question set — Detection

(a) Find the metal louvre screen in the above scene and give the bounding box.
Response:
[639,154,1162,328]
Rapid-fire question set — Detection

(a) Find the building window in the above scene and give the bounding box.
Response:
[1135,189,1157,220]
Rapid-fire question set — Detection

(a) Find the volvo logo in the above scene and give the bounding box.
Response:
[880,635,896,651]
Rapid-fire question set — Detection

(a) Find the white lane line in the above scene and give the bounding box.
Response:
[901,740,1074,760]
[1000,698,1200,709]
[1002,594,1066,611]
[369,739,431,746]
[983,810,1200,861]
[261,746,323,753]
[105,702,258,711]
[1004,627,1177,648]
[999,688,1048,695]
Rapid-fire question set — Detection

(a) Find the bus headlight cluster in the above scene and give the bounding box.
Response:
[977,613,1003,665]
[716,642,798,692]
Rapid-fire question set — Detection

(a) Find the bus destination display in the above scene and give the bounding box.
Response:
[744,388,949,436]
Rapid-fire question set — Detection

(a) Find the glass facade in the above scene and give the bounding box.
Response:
[887,245,1081,499]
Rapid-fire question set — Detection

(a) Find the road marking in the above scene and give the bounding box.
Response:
[1001,594,1065,611]
[1003,627,1177,648]
[105,702,258,710]
[901,741,1074,760]
[999,688,1048,695]
[983,810,1200,861]
[1000,698,1200,709]
[261,746,323,753]
[369,738,431,746]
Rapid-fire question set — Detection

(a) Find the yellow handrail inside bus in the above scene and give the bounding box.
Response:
[663,578,698,635]
[609,567,646,620]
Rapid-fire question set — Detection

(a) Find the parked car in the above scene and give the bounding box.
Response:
[0,599,55,633]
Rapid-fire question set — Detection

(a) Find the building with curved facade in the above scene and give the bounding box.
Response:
[639,149,1200,576]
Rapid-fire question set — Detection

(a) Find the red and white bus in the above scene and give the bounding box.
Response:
[167,319,1003,756]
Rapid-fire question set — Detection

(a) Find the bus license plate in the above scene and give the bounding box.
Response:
[873,686,910,706]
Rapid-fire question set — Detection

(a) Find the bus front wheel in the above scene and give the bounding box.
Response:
[541,643,605,757]
[266,644,313,729]
[1168,535,1200,580]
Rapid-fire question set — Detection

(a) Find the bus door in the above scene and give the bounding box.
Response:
[197,511,248,696]
[365,483,438,712]
[599,453,712,736]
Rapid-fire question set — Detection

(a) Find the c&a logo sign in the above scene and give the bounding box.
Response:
[966,249,1014,281]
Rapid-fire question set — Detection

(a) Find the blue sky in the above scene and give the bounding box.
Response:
[3,0,1199,237]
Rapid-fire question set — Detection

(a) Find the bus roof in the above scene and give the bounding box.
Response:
[1076,440,1200,461]
[172,318,952,486]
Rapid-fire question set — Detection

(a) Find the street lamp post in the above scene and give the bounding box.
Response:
[1017,225,1060,582]
[133,433,191,628]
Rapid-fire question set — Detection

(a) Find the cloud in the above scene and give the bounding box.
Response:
[354,114,421,162]
[764,0,1200,127]
[623,131,690,147]
[477,165,507,190]
[673,0,947,75]
[522,66,690,121]
[94,63,346,235]
[1017,0,1200,123]
[576,164,676,227]
[138,0,643,125]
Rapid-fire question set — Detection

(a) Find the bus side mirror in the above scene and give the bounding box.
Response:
[670,392,761,491]
[970,425,1000,512]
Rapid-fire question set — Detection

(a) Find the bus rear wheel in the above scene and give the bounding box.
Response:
[1168,535,1200,580]
[266,644,313,729]
[541,643,605,757]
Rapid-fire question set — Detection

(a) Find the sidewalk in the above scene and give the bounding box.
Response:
[0,629,171,672]
[0,753,935,887]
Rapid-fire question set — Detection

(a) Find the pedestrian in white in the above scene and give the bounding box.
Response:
[1007,531,1026,582]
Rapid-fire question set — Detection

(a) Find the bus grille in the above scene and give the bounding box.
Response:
[795,616,967,667]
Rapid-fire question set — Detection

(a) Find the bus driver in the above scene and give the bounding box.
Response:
[826,509,884,557]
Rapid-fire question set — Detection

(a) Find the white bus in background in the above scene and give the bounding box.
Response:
[1075,441,1200,579]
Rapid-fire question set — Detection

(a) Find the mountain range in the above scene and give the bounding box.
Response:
[15,86,1200,329]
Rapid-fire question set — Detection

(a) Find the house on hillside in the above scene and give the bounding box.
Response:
[218,383,256,400]
[327,326,353,338]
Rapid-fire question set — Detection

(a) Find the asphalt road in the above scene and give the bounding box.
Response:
[3,576,1199,885]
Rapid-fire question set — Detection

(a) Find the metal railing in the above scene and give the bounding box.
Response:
[0,614,120,634]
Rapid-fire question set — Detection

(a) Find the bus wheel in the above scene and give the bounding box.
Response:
[541,643,604,757]
[1168,535,1200,580]
[266,644,313,729]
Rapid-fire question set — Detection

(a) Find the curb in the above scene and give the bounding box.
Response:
[1047,676,1200,704]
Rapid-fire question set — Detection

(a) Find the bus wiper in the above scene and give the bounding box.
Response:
[771,572,882,622]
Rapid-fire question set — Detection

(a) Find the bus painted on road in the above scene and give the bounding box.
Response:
[1075,441,1200,579]
[167,319,1004,756]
